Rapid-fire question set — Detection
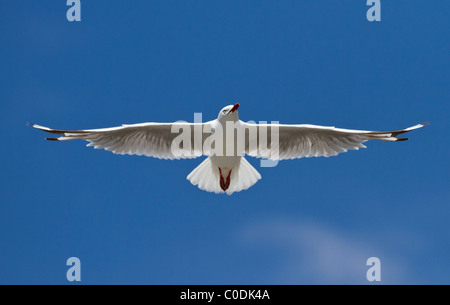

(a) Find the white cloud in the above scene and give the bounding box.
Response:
[241,218,408,284]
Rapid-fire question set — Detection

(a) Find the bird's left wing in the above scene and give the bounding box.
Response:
[29,122,212,160]
[243,122,427,160]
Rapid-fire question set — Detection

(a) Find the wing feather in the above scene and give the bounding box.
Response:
[29,122,212,160]
[244,122,427,160]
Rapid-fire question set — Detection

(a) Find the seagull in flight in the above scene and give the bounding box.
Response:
[29,104,426,195]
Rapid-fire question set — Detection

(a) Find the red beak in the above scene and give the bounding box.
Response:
[228,103,240,114]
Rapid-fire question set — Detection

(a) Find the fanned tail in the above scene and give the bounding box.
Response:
[187,157,261,195]
[187,157,223,194]
[225,157,261,195]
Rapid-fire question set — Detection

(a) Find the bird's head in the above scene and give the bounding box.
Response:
[218,103,240,120]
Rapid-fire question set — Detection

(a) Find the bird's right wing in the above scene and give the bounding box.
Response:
[29,122,213,160]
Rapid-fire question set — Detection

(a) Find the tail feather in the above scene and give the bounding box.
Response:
[187,157,261,195]
[226,157,261,195]
[187,157,223,194]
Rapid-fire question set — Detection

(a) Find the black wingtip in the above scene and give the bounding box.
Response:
[27,122,35,127]
[46,137,59,141]
[396,138,409,142]
[421,122,429,127]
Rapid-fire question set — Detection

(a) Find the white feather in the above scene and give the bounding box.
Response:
[29,106,426,195]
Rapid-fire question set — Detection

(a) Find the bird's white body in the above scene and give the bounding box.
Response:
[187,105,262,194]
[30,104,426,195]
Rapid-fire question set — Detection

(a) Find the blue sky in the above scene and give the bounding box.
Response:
[0,1,448,284]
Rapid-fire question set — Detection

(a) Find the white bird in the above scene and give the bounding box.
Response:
[29,104,427,195]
